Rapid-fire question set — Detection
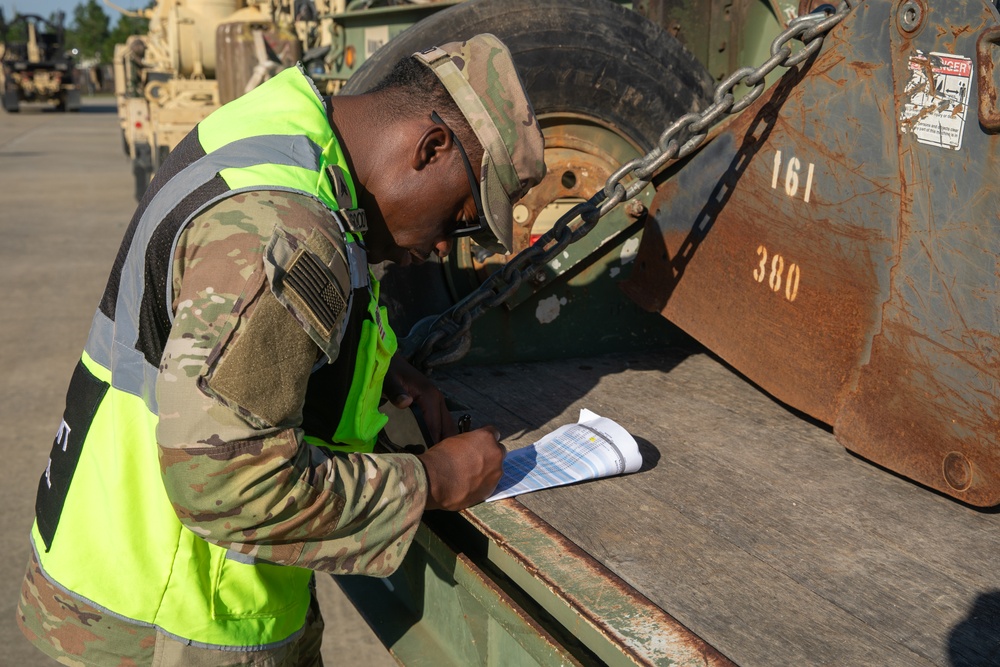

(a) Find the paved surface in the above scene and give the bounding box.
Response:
[0,98,396,666]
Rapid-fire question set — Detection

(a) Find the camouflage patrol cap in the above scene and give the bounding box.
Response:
[414,34,545,253]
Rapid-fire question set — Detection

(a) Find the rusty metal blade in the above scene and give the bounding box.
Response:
[622,0,1000,505]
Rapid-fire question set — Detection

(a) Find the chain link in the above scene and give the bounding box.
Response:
[402,1,852,370]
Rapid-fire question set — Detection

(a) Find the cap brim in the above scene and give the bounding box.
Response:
[474,154,513,253]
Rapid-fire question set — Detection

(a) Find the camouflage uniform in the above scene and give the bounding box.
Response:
[19,191,424,666]
[18,545,324,666]
[18,32,545,667]
[157,191,426,573]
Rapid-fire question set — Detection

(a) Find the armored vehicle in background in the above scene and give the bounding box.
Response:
[111,0,449,199]
[113,0,300,198]
[1,12,80,113]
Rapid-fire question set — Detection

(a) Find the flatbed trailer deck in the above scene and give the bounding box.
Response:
[341,347,1000,666]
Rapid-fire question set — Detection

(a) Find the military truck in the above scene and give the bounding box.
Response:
[347,0,999,508]
[110,0,454,199]
[0,12,80,113]
[329,0,999,665]
[109,0,1000,663]
[111,0,298,198]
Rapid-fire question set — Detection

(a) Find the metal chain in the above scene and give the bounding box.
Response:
[402,0,852,371]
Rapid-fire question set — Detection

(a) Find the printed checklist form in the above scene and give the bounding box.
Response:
[487,409,642,502]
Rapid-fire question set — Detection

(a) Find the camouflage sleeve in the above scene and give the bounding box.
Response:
[155,190,427,576]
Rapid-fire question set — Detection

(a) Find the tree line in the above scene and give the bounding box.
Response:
[1,0,150,64]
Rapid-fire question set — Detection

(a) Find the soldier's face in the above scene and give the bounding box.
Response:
[378,166,478,266]
[365,122,482,266]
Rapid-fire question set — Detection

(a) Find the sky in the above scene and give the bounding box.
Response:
[1,0,147,26]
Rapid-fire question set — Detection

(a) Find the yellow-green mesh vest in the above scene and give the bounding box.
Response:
[31,66,396,649]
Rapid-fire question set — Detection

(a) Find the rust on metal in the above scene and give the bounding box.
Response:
[833,320,1000,507]
[976,26,1000,130]
[895,0,926,36]
[466,500,735,666]
[621,0,1000,505]
[943,452,974,492]
[626,199,648,218]
[622,35,886,426]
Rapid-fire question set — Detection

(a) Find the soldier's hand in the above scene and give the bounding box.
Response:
[383,353,457,443]
[418,426,505,511]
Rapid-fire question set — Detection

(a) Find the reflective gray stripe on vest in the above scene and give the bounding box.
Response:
[84,134,326,411]
[224,548,258,565]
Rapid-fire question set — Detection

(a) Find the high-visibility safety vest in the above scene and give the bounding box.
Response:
[30,66,396,650]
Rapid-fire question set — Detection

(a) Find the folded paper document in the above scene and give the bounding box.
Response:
[487,409,642,502]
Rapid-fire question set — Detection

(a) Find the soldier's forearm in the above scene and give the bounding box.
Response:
[159,432,427,575]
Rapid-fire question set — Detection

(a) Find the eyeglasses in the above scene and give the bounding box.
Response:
[431,111,487,238]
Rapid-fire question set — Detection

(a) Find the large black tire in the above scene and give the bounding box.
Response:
[2,91,19,113]
[132,143,154,202]
[343,0,713,151]
[341,0,714,357]
[64,89,82,112]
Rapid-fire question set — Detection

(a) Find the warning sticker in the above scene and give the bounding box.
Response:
[899,51,974,151]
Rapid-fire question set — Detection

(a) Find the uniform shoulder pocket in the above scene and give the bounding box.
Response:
[264,225,352,363]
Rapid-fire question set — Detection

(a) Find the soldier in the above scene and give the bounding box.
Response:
[17,34,545,666]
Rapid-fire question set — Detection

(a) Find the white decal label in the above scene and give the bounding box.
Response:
[899,51,973,151]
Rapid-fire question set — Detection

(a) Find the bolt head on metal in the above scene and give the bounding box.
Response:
[943,452,973,492]
[626,200,647,218]
[897,0,923,33]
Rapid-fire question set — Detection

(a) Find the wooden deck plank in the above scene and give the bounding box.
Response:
[434,349,1000,667]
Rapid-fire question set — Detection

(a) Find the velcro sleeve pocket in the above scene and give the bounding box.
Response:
[264,226,351,364]
[205,290,317,428]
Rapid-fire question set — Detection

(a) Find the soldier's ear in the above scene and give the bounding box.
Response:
[412,123,452,171]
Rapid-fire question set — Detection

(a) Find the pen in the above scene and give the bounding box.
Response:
[457,414,472,434]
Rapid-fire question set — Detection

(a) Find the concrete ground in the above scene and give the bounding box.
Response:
[0,98,396,666]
